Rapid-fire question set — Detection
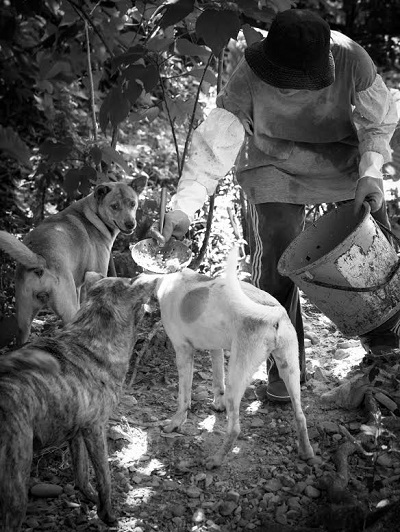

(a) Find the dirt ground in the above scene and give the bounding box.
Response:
[17,286,400,532]
[4,187,400,532]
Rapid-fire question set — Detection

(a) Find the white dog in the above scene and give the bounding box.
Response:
[154,246,314,469]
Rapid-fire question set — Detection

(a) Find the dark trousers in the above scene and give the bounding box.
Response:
[246,200,398,376]
[247,203,306,379]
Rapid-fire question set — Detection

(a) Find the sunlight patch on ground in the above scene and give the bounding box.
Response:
[136,458,165,476]
[330,346,366,379]
[124,486,155,506]
[232,446,241,455]
[252,360,267,381]
[198,414,216,432]
[113,419,148,466]
[245,400,262,414]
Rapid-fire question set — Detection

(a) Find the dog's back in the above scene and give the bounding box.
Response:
[157,246,291,351]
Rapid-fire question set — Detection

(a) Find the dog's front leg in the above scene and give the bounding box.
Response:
[69,431,98,503]
[81,424,117,526]
[163,343,194,433]
[210,349,225,411]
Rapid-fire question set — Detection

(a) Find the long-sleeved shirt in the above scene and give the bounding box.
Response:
[171,30,398,220]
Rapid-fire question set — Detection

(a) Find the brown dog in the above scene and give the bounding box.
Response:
[0,177,146,345]
[0,272,158,532]
[155,247,314,469]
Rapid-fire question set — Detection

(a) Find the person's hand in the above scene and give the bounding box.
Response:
[149,210,190,246]
[162,210,190,242]
[354,176,384,214]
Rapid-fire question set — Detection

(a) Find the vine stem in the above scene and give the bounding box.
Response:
[159,72,181,171]
[66,0,114,58]
[84,21,97,142]
[179,52,213,177]
[189,49,224,270]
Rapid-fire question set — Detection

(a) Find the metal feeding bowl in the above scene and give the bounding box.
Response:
[130,237,192,274]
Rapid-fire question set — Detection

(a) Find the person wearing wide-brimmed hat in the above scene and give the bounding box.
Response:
[157,9,399,401]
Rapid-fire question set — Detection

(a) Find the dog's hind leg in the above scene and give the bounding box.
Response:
[206,337,266,469]
[163,342,194,433]
[70,432,98,503]
[272,344,314,460]
[210,349,225,412]
[81,424,117,527]
[51,275,79,324]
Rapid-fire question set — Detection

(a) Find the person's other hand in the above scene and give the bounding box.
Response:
[148,210,190,246]
[354,176,384,214]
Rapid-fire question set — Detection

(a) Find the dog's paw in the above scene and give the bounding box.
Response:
[212,396,226,412]
[298,444,315,461]
[162,421,180,433]
[162,414,186,433]
[77,483,98,504]
[98,508,118,527]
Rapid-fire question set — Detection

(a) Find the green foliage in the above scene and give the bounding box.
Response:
[1,0,398,208]
[0,126,32,167]
[0,0,291,204]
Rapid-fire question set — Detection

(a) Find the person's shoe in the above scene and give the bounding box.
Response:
[266,358,291,403]
[360,333,400,356]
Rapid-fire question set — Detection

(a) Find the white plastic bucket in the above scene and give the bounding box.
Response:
[277,202,400,336]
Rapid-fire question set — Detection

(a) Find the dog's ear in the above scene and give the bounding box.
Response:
[84,271,104,290]
[94,184,112,203]
[130,174,148,196]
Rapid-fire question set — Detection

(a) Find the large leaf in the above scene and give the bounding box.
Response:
[124,79,143,105]
[186,67,217,86]
[63,168,81,197]
[89,146,102,165]
[99,92,112,134]
[79,165,97,195]
[100,145,130,173]
[196,9,241,56]
[63,166,97,198]
[111,45,145,72]
[159,0,195,29]
[237,0,276,23]
[0,126,32,167]
[175,38,211,58]
[99,88,131,132]
[242,24,265,47]
[130,106,160,123]
[147,35,175,52]
[39,138,74,163]
[163,96,200,125]
[109,88,131,127]
[141,65,159,92]
[268,0,295,13]
[123,64,159,92]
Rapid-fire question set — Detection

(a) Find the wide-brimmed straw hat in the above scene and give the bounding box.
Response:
[245,9,335,91]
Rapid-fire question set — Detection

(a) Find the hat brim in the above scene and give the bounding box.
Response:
[245,40,335,91]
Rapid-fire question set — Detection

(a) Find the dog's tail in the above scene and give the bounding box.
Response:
[0,231,46,270]
[0,348,60,375]
[224,245,285,320]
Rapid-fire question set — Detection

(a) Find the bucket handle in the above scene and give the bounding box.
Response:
[302,220,400,293]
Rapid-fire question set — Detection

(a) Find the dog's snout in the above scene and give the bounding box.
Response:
[124,220,136,231]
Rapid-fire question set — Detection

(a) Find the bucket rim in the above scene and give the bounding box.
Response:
[277,201,371,277]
